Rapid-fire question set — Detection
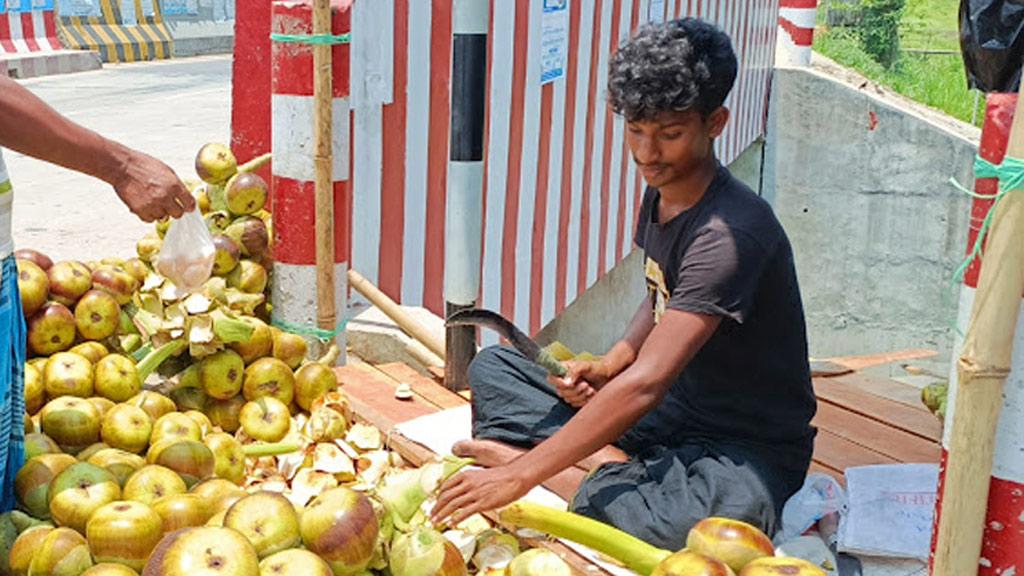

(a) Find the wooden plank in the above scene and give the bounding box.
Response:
[826,348,937,372]
[812,402,941,464]
[335,365,436,424]
[808,461,845,486]
[814,377,941,443]
[827,372,927,409]
[427,365,446,381]
[375,362,466,410]
[813,429,898,472]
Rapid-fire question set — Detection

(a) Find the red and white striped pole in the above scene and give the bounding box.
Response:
[776,0,816,67]
[930,93,1024,575]
[270,0,351,359]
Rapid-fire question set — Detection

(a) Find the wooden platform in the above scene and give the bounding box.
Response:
[333,355,943,572]
[810,371,941,482]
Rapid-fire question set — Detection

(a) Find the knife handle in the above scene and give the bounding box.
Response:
[537,349,568,378]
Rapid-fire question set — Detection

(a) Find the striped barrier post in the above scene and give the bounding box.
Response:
[930,93,1024,575]
[58,0,172,64]
[0,0,61,55]
[445,0,488,390]
[777,0,816,67]
[270,0,351,360]
[231,0,272,183]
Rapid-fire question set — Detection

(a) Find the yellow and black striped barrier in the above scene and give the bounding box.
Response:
[59,0,173,63]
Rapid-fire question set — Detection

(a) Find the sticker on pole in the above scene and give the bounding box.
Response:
[541,0,569,84]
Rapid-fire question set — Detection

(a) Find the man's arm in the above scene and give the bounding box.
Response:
[555,294,655,407]
[0,77,194,221]
[432,308,721,524]
[602,293,656,375]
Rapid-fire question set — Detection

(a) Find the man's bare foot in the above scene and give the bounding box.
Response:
[452,439,525,468]
[453,439,630,471]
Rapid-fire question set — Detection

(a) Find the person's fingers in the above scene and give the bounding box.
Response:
[174,181,197,212]
[434,491,478,525]
[133,200,159,223]
[162,192,185,219]
[449,500,484,525]
[432,481,472,523]
[435,475,468,508]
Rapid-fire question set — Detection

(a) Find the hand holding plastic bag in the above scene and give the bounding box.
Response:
[156,208,215,294]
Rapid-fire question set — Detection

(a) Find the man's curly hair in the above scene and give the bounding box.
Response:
[607,18,738,121]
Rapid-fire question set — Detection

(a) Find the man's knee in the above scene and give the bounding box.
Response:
[467,345,516,390]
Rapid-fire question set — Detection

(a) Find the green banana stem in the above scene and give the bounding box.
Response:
[243,442,302,457]
[498,502,671,576]
[136,339,187,382]
[238,153,272,174]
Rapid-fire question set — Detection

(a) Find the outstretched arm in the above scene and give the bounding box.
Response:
[433,308,721,524]
[0,77,194,221]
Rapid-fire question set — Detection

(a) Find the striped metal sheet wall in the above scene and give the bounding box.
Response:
[349,0,778,335]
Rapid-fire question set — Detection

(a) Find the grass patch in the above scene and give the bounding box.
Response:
[901,0,959,50]
[815,0,981,125]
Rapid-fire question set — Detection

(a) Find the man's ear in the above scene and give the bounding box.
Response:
[706,106,730,138]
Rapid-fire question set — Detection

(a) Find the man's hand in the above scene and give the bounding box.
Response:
[430,465,533,526]
[110,149,195,222]
[550,360,612,408]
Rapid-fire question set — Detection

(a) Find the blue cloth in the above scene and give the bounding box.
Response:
[0,256,25,512]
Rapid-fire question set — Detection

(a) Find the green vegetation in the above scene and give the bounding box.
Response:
[815,0,982,125]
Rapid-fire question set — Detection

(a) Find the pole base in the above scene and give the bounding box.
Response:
[445,301,477,391]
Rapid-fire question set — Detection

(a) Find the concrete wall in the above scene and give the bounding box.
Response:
[765,59,980,366]
[536,140,766,355]
[162,0,234,57]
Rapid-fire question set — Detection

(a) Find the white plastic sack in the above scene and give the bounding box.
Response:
[777,473,847,544]
[156,208,215,294]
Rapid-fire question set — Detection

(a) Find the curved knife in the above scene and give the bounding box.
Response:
[446,308,567,377]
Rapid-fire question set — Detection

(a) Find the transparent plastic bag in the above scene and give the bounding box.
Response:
[156,208,215,294]
[777,473,847,544]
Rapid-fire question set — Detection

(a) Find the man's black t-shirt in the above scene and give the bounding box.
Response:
[634,165,816,463]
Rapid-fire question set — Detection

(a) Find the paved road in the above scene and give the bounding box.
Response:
[5,56,232,263]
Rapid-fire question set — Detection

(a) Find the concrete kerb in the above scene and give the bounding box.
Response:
[0,49,100,78]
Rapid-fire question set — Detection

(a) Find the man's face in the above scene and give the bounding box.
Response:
[625,108,728,189]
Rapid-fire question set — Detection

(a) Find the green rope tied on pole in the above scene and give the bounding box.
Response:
[949,155,1024,286]
[272,317,350,342]
[269,32,351,45]
[946,155,1024,336]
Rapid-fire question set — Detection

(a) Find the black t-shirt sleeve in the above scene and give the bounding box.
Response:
[667,225,773,324]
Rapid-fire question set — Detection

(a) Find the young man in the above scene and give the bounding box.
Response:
[0,76,195,510]
[433,18,816,548]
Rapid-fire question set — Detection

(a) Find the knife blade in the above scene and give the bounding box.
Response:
[446,308,567,377]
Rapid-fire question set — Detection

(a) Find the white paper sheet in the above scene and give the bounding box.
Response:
[837,464,939,560]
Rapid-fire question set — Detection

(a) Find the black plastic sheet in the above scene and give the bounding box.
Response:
[960,0,1024,93]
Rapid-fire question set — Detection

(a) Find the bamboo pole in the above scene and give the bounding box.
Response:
[932,88,1024,576]
[348,268,448,361]
[312,0,336,346]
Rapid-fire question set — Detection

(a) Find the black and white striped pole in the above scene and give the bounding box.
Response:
[445,0,488,390]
